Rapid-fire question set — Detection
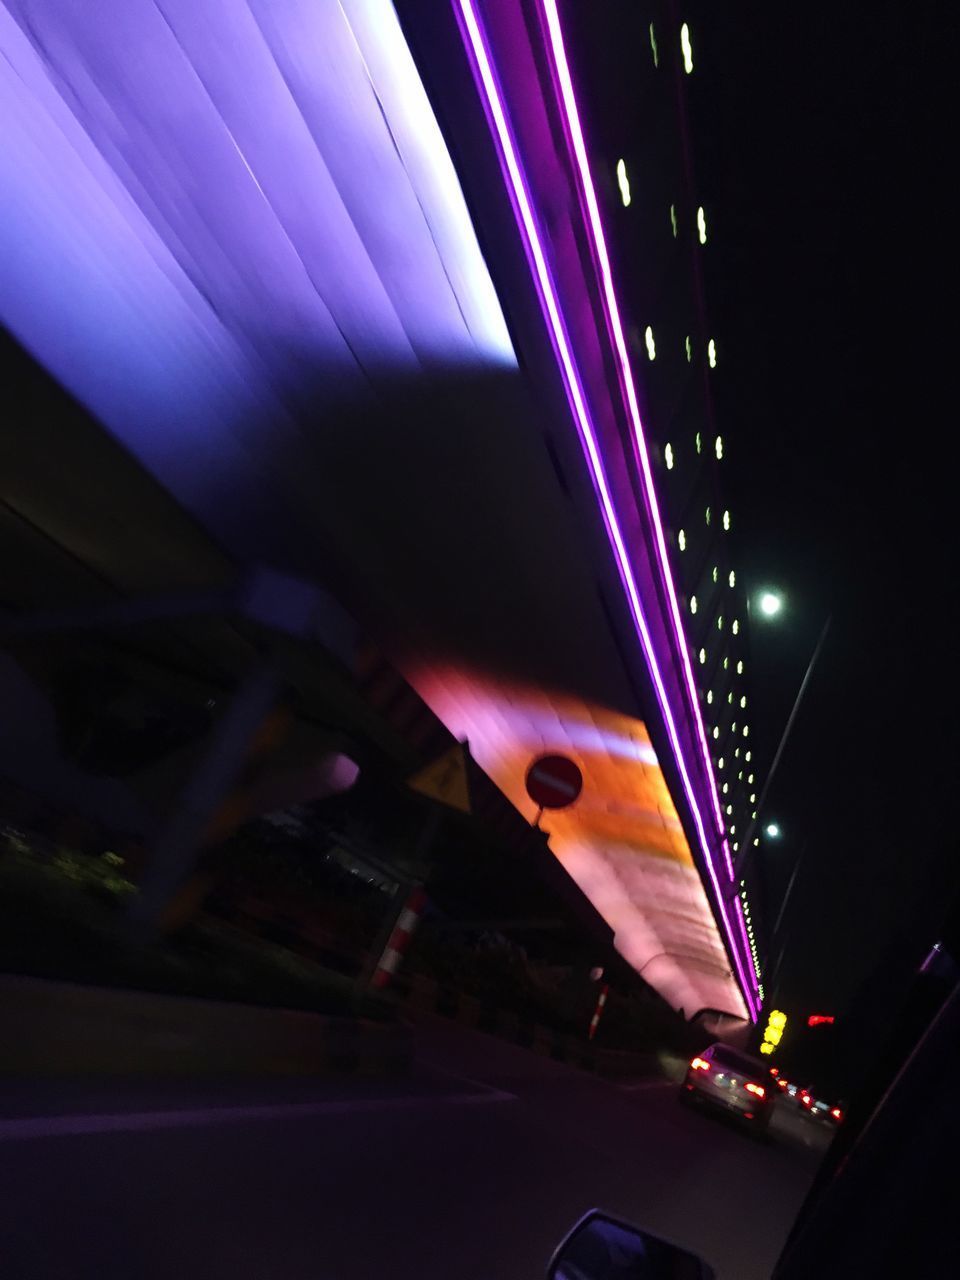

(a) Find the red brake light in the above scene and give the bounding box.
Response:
[770,1068,780,1077]
[690,1056,710,1072]
[801,1093,812,1106]
[831,1108,843,1121]
[745,1082,766,1099]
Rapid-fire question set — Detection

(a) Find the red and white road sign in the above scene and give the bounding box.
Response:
[525,754,583,810]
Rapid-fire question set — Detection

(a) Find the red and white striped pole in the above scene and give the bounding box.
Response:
[588,983,610,1041]
[371,886,427,989]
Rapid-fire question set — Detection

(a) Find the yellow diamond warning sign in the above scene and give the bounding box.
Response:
[407,743,471,814]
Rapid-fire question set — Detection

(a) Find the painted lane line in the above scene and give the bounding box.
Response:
[0,1088,518,1143]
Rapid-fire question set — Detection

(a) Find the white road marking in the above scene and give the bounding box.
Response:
[617,1079,674,1092]
[0,1086,517,1144]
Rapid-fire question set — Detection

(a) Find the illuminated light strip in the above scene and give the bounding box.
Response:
[455,0,756,1020]
[537,0,741,892]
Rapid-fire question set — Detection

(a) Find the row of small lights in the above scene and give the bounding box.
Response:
[741,883,762,979]
[639,17,766,996]
[640,24,709,361]
[649,19,695,74]
[674,427,759,959]
[621,32,712,373]
[643,325,716,370]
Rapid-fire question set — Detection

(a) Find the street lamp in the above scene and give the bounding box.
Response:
[764,822,782,840]
[758,590,784,618]
[732,611,832,881]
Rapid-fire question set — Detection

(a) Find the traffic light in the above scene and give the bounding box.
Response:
[760,1008,788,1055]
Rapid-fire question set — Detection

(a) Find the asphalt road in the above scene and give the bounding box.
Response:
[0,1022,830,1279]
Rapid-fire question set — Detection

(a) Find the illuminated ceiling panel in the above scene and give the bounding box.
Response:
[0,0,515,560]
[413,669,743,1017]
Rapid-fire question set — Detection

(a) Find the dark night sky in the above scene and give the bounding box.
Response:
[693,3,960,1022]
[574,2,960,1034]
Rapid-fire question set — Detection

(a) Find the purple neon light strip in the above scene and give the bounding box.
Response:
[538,0,737,887]
[456,0,756,1019]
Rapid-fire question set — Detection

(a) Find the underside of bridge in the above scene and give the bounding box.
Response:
[0,0,756,1021]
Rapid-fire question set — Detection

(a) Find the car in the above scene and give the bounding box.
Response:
[809,1099,844,1126]
[680,1043,776,1133]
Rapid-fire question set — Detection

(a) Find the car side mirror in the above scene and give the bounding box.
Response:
[548,1210,715,1279]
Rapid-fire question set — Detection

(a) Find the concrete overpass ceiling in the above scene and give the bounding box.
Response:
[0,0,751,1019]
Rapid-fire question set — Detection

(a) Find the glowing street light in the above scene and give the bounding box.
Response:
[758,590,784,617]
[765,822,782,840]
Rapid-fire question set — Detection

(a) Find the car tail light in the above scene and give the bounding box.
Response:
[744,1112,754,1120]
[777,1079,788,1089]
[831,1108,843,1121]
[690,1056,710,1072]
[745,1082,766,1099]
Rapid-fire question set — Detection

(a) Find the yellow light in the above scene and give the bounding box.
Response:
[665,442,674,469]
[708,339,717,368]
[680,22,694,73]
[763,1027,782,1046]
[705,506,711,526]
[678,529,686,551]
[697,205,708,244]
[732,619,739,635]
[745,751,752,762]
[616,158,631,207]
[769,1010,787,1029]
[717,615,724,630]
[706,689,714,704]
[723,509,731,531]
[698,648,706,665]
[718,757,724,770]
[644,325,656,360]
[686,335,693,362]
[722,782,729,794]
[690,595,698,614]
[649,22,659,68]
[740,695,747,708]
[760,1042,774,1055]
[695,429,701,451]
[670,203,678,236]
[712,726,720,740]
[736,660,744,675]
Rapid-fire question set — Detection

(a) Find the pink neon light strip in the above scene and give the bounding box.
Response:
[538,0,733,880]
[456,0,756,1018]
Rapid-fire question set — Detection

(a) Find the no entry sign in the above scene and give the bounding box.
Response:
[525,754,583,810]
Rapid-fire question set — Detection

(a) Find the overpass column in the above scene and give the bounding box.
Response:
[127,657,283,936]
